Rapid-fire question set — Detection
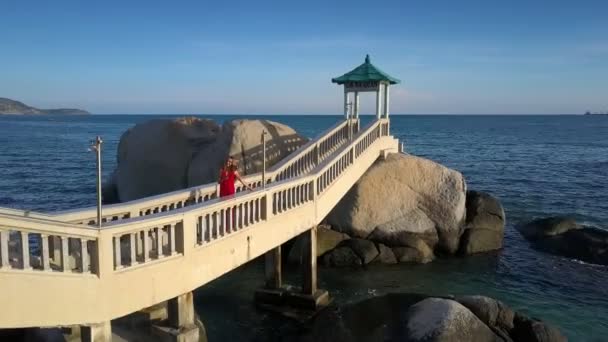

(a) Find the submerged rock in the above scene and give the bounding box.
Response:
[326,153,467,255]
[518,217,608,265]
[110,117,307,202]
[296,293,567,342]
[518,217,580,240]
[459,191,506,255]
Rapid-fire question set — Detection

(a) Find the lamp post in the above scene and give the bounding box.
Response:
[90,136,103,228]
[262,130,268,189]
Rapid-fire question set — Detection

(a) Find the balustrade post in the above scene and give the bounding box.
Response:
[169,223,177,255]
[155,227,163,256]
[81,239,90,272]
[41,234,50,271]
[19,231,31,270]
[182,215,197,255]
[264,193,272,220]
[0,230,9,269]
[129,234,136,265]
[113,236,121,270]
[142,231,150,262]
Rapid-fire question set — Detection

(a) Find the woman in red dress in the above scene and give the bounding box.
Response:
[218,157,252,197]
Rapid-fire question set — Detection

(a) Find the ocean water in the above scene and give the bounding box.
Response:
[1,114,607,341]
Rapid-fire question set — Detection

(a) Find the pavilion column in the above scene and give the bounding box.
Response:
[354,91,360,119]
[384,83,390,119]
[343,91,349,120]
[376,85,382,119]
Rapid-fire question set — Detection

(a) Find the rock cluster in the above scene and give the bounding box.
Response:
[517,216,608,265]
[297,293,567,342]
[303,154,506,267]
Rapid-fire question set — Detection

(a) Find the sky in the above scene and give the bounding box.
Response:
[1,0,607,114]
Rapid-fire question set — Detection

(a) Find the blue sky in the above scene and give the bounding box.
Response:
[1,0,607,114]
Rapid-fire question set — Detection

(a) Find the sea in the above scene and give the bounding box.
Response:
[0,114,607,341]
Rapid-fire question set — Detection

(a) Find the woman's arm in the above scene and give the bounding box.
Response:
[235,171,253,190]
[218,169,225,183]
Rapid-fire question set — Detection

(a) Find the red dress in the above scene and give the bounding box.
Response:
[219,168,236,197]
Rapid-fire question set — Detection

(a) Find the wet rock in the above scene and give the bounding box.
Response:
[518,217,579,241]
[518,217,608,265]
[321,246,362,267]
[296,293,567,342]
[460,191,506,254]
[392,238,434,264]
[346,238,379,265]
[456,295,515,335]
[376,243,397,264]
[512,312,567,342]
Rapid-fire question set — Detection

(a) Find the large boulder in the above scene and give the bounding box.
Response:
[518,217,608,265]
[456,295,515,337]
[459,191,506,254]
[111,118,307,202]
[295,293,565,342]
[326,153,467,254]
[405,298,500,342]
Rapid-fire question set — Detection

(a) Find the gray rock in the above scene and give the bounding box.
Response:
[512,312,567,342]
[346,238,379,265]
[460,191,506,254]
[405,298,500,342]
[517,217,580,241]
[460,228,504,255]
[322,246,362,267]
[376,243,398,264]
[296,293,566,342]
[392,238,434,264]
[288,225,350,264]
[112,118,307,202]
[456,295,515,334]
[326,153,466,255]
[518,217,608,265]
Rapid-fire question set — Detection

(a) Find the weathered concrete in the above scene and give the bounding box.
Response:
[81,321,111,342]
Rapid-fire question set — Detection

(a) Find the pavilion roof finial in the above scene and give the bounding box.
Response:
[365,54,370,63]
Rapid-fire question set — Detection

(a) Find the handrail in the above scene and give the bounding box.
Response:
[4,119,357,225]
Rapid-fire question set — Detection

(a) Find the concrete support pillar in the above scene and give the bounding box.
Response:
[264,246,282,289]
[153,292,200,342]
[81,321,111,342]
[168,292,195,329]
[302,226,318,295]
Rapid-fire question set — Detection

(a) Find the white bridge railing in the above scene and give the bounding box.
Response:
[0,117,395,328]
[43,118,360,225]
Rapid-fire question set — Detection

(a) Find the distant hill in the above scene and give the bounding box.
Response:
[0,98,90,115]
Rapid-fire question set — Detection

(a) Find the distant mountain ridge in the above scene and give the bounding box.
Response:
[0,98,90,115]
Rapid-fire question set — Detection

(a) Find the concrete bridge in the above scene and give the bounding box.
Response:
[0,56,401,341]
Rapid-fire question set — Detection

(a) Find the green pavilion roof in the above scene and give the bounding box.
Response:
[331,55,400,85]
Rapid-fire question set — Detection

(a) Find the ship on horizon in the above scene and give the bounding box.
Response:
[584,111,608,115]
